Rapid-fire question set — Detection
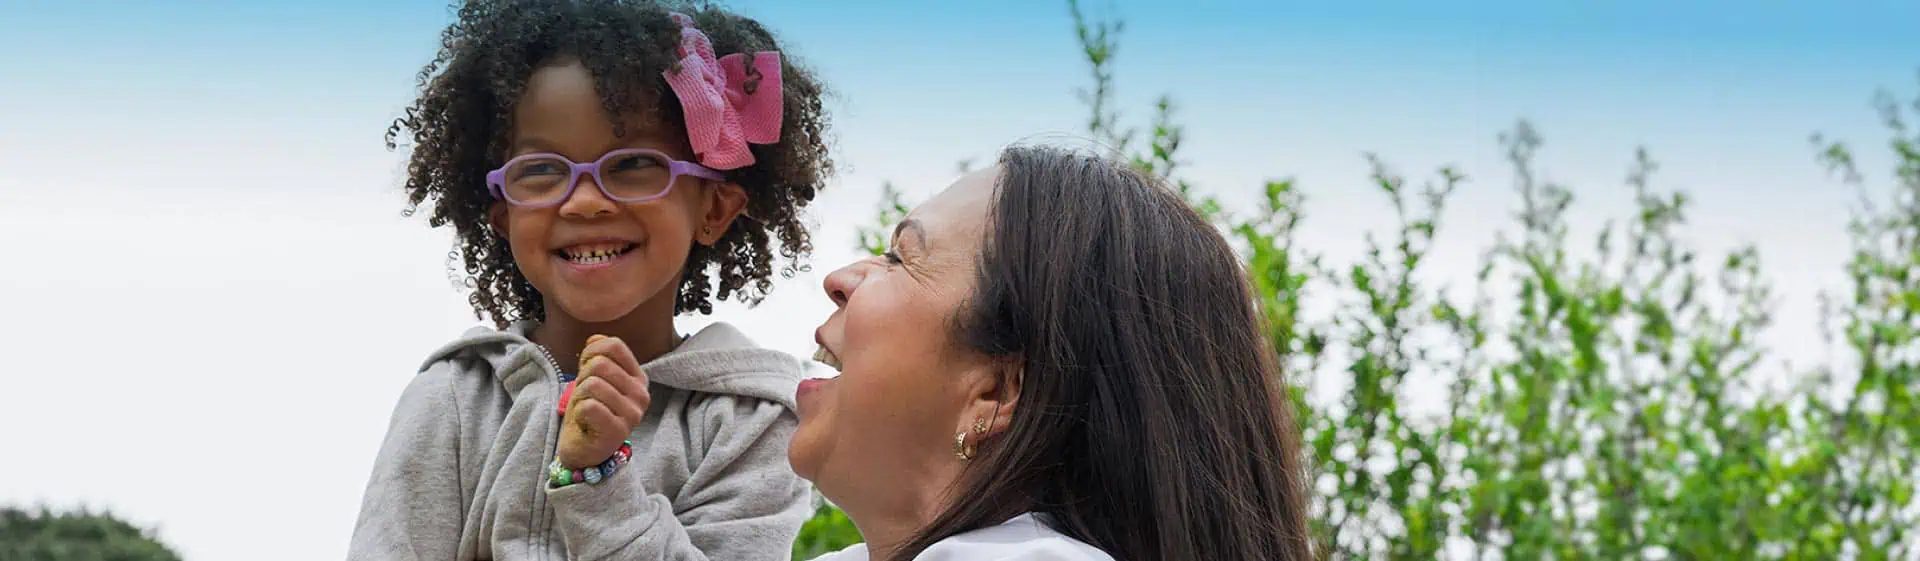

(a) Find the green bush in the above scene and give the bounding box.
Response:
[0,507,181,561]
[801,2,1920,559]
[793,499,863,559]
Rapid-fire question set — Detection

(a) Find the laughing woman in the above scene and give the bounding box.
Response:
[792,145,1316,561]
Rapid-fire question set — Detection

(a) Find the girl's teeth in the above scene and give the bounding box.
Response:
[565,246,628,263]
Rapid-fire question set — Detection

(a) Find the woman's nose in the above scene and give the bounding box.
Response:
[822,261,866,308]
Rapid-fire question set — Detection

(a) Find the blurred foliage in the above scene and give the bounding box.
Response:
[803,1,1920,559]
[793,500,863,560]
[0,507,181,561]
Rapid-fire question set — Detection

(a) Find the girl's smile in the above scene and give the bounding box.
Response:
[554,238,640,273]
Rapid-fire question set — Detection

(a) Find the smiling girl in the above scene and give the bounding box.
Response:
[348,2,833,559]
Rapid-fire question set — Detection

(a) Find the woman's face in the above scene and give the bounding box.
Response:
[790,167,1006,512]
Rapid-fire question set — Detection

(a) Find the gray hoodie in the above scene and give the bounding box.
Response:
[348,321,812,561]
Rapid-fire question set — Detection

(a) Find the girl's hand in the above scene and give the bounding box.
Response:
[557,335,652,469]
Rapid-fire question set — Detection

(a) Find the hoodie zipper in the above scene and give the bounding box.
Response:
[532,342,564,561]
[534,343,562,374]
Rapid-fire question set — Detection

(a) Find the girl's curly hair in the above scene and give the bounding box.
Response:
[387,0,832,327]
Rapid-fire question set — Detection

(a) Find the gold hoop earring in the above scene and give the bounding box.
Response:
[954,429,975,461]
[955,416,990,461]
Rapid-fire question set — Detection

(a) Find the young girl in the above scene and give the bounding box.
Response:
[348,2,833,560]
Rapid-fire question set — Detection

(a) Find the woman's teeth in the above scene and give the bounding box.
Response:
[812,347,843,371]
[562,244,632,264]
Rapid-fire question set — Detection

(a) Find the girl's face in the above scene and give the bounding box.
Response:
[492,60,745,324]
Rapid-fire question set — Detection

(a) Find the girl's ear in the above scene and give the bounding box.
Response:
[698,181,749,245]
[488,202,509,238]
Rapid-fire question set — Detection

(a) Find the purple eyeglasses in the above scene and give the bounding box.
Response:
[485,148,724,207]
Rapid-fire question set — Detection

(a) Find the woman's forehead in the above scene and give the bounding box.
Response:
[905,167,999,244]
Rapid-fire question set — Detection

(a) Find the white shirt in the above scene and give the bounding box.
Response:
[810,513,1115,561]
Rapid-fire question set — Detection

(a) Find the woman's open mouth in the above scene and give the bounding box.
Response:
[812,346,843,371]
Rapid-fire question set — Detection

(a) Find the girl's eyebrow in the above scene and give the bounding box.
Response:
[510,137,559,155]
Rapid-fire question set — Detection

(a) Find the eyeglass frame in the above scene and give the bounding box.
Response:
[484,148,726,208]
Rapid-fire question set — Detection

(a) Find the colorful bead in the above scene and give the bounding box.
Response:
[546,440,636,488]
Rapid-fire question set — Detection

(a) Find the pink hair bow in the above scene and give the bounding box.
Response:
[663,12,783,171]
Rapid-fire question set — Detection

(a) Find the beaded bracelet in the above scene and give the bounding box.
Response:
[549,441,634,488]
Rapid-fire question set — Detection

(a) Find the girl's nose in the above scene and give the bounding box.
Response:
[558,174,616,217]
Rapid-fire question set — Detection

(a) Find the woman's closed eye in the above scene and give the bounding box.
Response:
[884,244,935,284]
[885,219,925,270]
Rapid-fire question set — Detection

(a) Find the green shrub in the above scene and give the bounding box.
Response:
[0,507,182,561]
[801,2,1920,559]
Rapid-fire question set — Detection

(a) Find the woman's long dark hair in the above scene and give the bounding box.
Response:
[895,145,1315,560]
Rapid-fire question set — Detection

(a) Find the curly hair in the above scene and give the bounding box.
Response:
[387,0,833,327]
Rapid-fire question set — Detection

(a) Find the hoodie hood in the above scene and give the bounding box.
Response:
[418,321,804,410]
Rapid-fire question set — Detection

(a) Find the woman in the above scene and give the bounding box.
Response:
[792,145,1315,560]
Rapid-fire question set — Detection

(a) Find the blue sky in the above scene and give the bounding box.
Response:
[1,2,1916,560]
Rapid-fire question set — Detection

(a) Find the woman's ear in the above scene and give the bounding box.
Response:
[698,181,749,245]
[961,359,1023,438]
